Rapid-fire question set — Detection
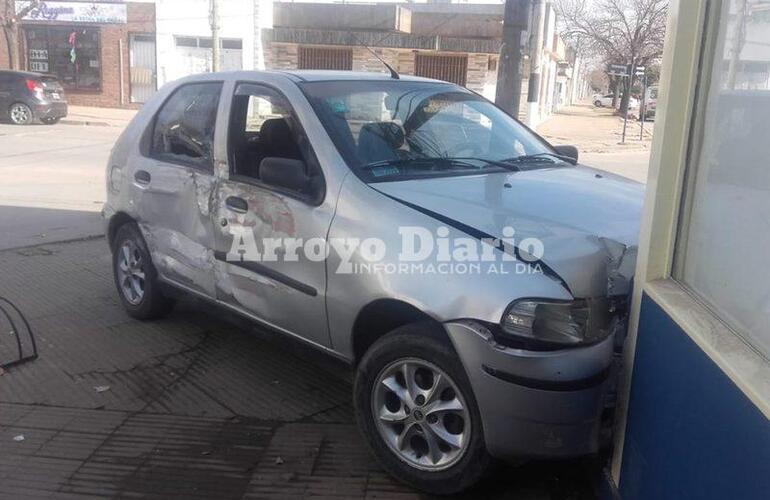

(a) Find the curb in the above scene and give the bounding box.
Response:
[60,119,115,127]
[0,234,105,254]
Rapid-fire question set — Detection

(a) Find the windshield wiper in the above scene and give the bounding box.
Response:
[361,157,519,172]
[501,152,577,165]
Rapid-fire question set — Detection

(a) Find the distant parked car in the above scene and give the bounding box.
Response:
[0,70,68,125]
[593,93,614,107]
[592,93,639,110]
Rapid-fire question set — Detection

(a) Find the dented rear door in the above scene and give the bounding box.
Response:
[130,81,225,298]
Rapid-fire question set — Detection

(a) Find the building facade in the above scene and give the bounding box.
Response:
[263,3,501,96]
[2,0,156,107]
[261,1,578,126]
[2,1,584,117]
[154,0,272,88]
[610,0,770,498]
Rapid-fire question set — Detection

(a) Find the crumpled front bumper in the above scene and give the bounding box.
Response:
[445,320,615,460]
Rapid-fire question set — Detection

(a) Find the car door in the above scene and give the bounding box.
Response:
[212,82,333,348]
[128,81,224,298]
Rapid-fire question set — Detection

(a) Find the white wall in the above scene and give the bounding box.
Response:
[155,0,258,87]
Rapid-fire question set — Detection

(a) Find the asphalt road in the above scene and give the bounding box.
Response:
[0,122,118,250]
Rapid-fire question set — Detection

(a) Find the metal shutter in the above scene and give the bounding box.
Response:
[298,47,353,71]
[415,54,468,86]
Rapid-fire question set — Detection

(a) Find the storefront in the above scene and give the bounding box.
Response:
[17,1,156,107]
[610,0,770,498]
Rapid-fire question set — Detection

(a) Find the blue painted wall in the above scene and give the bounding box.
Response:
[619,293,770,500]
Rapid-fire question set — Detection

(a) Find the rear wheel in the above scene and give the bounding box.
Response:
[354,324,491,494]
[594,100,603,107]
[41,117,61,125]
[112,223,174,320]
[9,103,33,125]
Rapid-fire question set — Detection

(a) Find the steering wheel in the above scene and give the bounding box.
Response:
[447,141,483,157]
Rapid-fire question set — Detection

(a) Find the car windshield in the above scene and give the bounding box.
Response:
[300,80,559,181]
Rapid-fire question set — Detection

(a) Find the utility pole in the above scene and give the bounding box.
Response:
[727,0,747,89]
[526,0,545,127]
[210,0,221,72]
[496,0,531,118]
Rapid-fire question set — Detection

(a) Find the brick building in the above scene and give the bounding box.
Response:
[264,3,502,100]
[0,0,156,108]
[262,1,579,125]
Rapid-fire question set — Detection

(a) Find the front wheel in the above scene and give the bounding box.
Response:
[354,324,491,494]
[41,117,61,125]
[594,100,603,107]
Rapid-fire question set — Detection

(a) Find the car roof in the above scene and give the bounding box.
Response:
[175,70,452,85]
[276,70,444,83]
[0,69,55,79]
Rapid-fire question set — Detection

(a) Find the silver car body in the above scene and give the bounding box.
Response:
[104,71,643,460]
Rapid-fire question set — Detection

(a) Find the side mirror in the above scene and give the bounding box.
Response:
[553,145,579,164]
[259,157,310,193]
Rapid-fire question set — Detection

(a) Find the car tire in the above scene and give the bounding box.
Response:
[112,223,175,320]
[354,323,491,495]
[41,117,61,125]
[594,100,603,107]
[9,103,33,125]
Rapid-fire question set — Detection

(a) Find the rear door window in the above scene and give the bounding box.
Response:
[151,82,223,171]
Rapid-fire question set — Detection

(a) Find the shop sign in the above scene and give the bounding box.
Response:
[16,1,128,24]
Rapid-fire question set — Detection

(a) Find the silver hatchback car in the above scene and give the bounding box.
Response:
[103,71,643,494]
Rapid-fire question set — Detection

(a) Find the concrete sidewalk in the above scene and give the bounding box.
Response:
[0,237,598,499]
[62,106,138,128]
[537,104,653,184]
[537,104,653,154]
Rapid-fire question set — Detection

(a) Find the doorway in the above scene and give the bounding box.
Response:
[129,34,156,103]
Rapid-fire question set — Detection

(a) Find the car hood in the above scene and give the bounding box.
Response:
[374,165,645,298]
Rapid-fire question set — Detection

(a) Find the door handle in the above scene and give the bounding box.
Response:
[134,170,151,185]
[225,196,248,214]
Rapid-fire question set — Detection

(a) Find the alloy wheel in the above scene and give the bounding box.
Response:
[10,104,31,125]
[372,358,471,471]
[117,240,146,305]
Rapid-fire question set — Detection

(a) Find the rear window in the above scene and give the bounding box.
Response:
[40,77,63,90]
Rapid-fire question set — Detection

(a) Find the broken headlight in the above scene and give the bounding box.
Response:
[501,298,615,347]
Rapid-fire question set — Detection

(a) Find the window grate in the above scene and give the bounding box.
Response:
[298,46,353,71]
[415,54,468,86]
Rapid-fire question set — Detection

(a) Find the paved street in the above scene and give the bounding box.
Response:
[0,105,644,499]
[0,238,596,499]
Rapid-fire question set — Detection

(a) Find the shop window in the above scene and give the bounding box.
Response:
[222,39,243,50]
[150,83,222,171]
[25,27,101,91]
[674,0,770,358]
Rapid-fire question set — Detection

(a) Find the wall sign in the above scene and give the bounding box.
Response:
[16,1,127,24]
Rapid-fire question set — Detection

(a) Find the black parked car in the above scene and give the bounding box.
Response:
[0,70,68,125]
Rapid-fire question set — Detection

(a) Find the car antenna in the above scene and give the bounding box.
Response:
[349,33,399,79]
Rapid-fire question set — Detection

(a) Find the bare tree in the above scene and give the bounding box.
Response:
[1,0,39,70]
[557,0,668,113]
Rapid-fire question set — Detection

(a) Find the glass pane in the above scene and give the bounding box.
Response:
[301,80,552,180]
[676,0,770,358]
[151,83,222,169]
